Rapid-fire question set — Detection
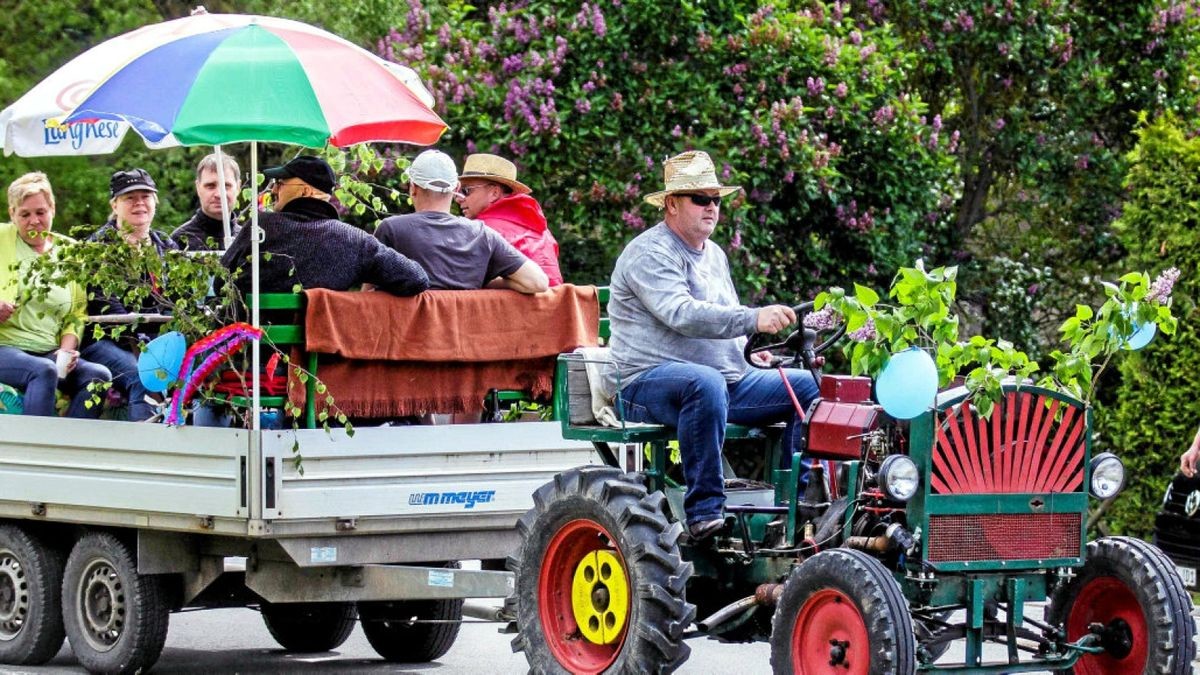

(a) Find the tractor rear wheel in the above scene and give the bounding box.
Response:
[509,466,695,674]
[770,548,916,674]
[1046,536,1195,674]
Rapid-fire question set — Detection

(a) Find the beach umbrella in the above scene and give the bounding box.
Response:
[50,11,447,433]
[61,12,445,148]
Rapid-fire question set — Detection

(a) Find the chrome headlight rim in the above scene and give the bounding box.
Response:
[1089,452,1126,500]
[878,454,920,502]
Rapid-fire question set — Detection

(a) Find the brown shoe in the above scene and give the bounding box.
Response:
[688,518,725,541]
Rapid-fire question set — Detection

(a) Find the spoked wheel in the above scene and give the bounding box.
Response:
[0,526,64,665]
[62,532,169,674]
[509,466,695,674]
[260,601,357,652]
[1045,536,1196,674]
[770,548,916,674]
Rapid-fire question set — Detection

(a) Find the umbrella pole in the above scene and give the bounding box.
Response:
[248,141,263,521]
[215,144,233,248]
[250,141,260,431]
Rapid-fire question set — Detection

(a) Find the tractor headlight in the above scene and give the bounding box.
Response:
[878,455,920,502]
[1089,453,1126,500]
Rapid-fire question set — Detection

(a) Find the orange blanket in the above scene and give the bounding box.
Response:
[292,285,600,417]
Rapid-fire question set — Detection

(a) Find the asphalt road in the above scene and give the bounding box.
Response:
[10,605,1200,674]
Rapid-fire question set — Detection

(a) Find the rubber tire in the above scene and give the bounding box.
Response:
[509,466,695,674]
[359,562,463,663]
[770,548,916,674]
[260,600,356,652]
[1046,536,1196,674]
[62,532,169,675]
[0,525,65,665]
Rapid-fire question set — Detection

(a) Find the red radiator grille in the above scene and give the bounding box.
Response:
[927,513,1081,562]
[932,392,1087,495]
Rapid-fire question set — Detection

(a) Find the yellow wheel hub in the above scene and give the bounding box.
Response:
[570,549,629,644]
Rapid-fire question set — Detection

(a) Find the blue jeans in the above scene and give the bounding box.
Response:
[0,346,111,418]
[619,363,819,525]
[81,339,154,422]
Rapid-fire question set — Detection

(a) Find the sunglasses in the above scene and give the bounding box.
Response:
[678,193,722,207]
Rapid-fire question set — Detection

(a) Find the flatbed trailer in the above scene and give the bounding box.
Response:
[0,411,598,672]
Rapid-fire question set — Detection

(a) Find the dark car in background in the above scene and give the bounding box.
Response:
[1154,471,1200,592]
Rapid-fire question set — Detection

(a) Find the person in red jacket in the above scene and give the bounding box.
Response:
[455,153,564,286]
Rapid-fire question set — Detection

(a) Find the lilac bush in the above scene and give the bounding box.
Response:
[379,0,957,298]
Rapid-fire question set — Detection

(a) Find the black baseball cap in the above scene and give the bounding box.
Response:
[263,156,335,194]
[110,168,157,198]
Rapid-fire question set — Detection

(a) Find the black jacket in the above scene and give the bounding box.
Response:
[171,209,241,251]
[86,220,179,316]
[220,198,429,296]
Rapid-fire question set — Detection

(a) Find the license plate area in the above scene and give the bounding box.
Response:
[1177,564,1197,589]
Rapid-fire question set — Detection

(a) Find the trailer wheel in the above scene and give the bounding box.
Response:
[509,466,695,674]
[770,548,916,674]
[62,532,169,674]
[260,601,356,652]
[359,598,462,662]
[1046,536,1196,675]
[0,525,64,665]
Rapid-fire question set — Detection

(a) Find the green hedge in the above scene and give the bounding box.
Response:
[1103,116,1200,537]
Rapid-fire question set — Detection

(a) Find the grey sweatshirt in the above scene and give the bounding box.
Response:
[604,222,758,397]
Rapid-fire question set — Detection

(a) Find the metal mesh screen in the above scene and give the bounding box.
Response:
[927,513,1081,562]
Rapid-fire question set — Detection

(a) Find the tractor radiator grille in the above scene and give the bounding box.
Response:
[927,513,1081,562]
[933,391,1087,495]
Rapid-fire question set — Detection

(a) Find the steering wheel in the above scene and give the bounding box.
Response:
[743,302,846,378]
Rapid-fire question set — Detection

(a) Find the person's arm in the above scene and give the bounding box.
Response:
[359,236,430,296]
[492,260,549,294]
[1181,426,1200,477]
[0,300,14,324]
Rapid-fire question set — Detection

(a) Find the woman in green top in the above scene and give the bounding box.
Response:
[0,172,111,417]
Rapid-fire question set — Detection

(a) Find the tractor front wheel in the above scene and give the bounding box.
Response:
[770,548,916,674]
[1046,536,1196,674]
[509,467,695,674]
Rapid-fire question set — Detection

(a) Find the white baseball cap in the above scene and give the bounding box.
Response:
[404,150,458,193]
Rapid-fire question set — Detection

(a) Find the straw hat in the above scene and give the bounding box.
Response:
[459,153,531,194]
[644,151,741,208]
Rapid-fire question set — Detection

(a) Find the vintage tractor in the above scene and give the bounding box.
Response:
[508,302,1196,673]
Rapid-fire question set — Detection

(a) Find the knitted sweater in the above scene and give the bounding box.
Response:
[220,198,429,296]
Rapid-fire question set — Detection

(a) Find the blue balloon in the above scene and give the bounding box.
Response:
[1123,319,1157,351]
[137,331,187,393]
[876,347,938,420]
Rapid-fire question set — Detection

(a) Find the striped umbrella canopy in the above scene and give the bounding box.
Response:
[62,12,446,149]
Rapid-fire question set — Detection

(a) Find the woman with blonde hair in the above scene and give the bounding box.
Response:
[0,172,111,417]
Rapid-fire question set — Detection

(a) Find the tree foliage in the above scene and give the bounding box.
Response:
[382,0,957,298]
[1103,116,1200,538]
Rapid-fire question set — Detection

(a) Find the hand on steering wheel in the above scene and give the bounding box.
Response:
[743,301,846,373]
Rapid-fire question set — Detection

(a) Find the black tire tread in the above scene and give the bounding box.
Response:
[359,594,462,662]
[769,547,916,674]
[1046,536,1197,674]
[0,525,65,665]
[62,532,169,675]
[509,466,694,674]
[260,601,357,652]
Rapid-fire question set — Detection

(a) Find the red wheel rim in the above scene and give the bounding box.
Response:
[1066,576,1148,674]
[537,519,629,674]
[791,588,870,675]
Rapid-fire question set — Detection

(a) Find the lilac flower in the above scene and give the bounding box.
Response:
[834,82,848,98]
[1146,267,1181,304]
[671,124,683,138]
[582,80,597,93]
[804,307,838,330]
[956,11,975,31]
[848,318,877,342]
[730,229,743,250]
[873,106,894,126]
[806,76,825,96]
[1075,155,1090,170]
[575,98,592,113]
[993,118,1006,131]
